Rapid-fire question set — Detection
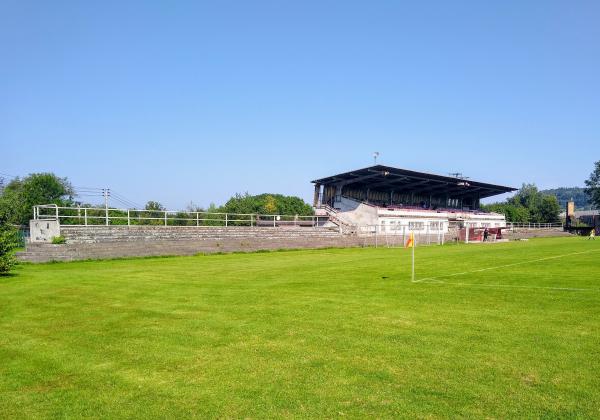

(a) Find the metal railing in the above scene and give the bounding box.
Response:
[318,204,358,234]
[505,222,563,230]
[33,204,330,228]
[356,223,448,248]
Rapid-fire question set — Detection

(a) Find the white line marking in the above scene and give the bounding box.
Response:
[412,248,600,291]
[420,280,594,292]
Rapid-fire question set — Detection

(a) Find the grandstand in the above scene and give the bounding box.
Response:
[312,165,516,234]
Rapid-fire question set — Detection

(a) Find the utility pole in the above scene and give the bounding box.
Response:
[103,188,110,226]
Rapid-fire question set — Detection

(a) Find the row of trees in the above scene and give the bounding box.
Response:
[482,184,562,223]
[481,161,600,223]
[116,193,315,226]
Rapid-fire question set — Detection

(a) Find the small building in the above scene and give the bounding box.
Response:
[312,165,516,234]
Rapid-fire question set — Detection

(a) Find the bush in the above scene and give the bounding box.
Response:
[51,236,67,244]
[0,225,18,274]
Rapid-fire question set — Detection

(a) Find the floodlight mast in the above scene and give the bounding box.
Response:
[450,172,471,186]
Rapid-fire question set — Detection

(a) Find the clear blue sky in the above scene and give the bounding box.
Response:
[2,0,599,209]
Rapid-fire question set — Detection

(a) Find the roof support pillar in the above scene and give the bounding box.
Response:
[313,183,321,207]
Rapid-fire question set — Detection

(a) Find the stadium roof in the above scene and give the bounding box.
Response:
[312,165,517,199]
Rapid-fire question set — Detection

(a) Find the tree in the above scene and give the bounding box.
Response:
[263,195,277,214]
[508,184,541,211]
[481,203,530,223]
[537,195,561,224]
[144,201,165,211]
[584,160,600,209]
[142,201,165,225]
[0,224,18,274]
[0,173,74,225]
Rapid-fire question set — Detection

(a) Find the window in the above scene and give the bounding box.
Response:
[409,221,424,231]
[428,221,440,230]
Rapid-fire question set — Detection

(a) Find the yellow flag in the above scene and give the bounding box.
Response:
[405,232,414,248]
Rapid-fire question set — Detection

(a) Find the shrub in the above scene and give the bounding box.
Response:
[0,225,18,274]
[51,236,67,244]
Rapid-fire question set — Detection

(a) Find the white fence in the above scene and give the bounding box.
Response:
[505,222,563,229]
[33,204,330,228]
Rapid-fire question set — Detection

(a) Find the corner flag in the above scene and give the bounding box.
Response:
[405,232,416,282]
[405,232,414,248]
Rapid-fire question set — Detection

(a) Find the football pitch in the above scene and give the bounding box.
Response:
[1,237,599,418]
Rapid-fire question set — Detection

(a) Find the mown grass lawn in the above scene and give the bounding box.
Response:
[1,237,599,418]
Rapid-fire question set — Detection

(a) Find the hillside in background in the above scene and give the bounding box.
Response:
[541,187,593,210]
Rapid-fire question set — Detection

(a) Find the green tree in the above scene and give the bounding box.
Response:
[584,160,600,209]
[537,195,561,224]
[481,203,530,223]
[0,224,18,274]
[263,195,277,214]
[508,184,541,211]
[142,201,165,225]
[144,201,165,211]
[0,173,74,225]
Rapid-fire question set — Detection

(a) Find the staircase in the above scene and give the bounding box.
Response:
[319,205,358,234]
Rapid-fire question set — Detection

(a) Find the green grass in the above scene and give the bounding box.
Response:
[1,237,600,418]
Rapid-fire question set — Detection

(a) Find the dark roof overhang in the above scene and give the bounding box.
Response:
[312,165,516,199]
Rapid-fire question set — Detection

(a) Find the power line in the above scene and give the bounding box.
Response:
[111,190,143,209]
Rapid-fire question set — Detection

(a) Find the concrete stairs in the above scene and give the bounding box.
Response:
[17,236,365,263]
[60,226,342,244]
[17,225,356,263]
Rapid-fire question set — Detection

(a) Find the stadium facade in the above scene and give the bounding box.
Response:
[312,165,516,234]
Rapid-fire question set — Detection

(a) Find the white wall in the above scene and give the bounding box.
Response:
[29,219,61,243]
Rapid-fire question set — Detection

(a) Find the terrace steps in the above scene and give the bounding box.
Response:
[17,225,359,262]
[59,225,342,244]
[17,235,365,263]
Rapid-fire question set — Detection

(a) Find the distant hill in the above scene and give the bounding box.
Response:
[541,187,593,210]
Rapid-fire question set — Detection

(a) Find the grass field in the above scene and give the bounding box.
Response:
[1,237,600,418]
